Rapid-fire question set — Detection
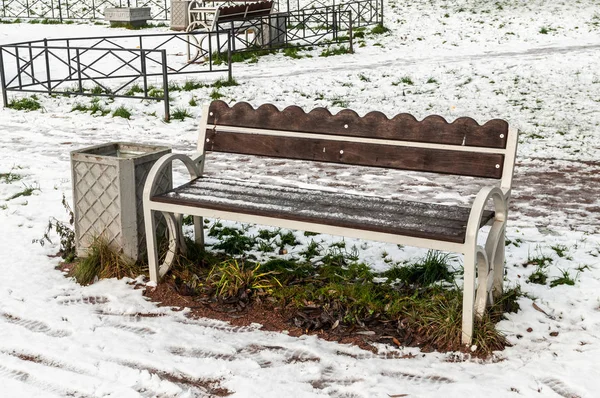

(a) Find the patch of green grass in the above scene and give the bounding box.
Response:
[283,47,301,58]
[109,21,151,29]
[0,167,23,184]
[550,244,571,259]
[124,84,144,96]
[320,45,351,57]
[381,250,454,286]
[212,78,239,88]
[209,89,224,100]
[171,107,192,121]
[112,106,132,119]
[189,97,199,106]
[257,229,279,241]
[41,18,61,24]
[370,23,390,35]
[6,182,39,201]
[168,81,181,92]
[392,76,414,86]
[72,237,144,285]
[278,231,298,248]
[550,269,576,288]
[331,97,348,108]
[182,79,207,91]
[299,240,321,261]
[208,259,281,299]
[208,225,255,255]
[523,249,552,268]
[527,263,548,285]
[7,96,41,111]
[147,86,165,98]
[90,85,111,95]
[70,99,110,116]
[426,77,438,84]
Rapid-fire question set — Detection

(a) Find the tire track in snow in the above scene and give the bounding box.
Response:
[57,296,109,305]
[1,349,226,397]
[176,317,261,333]
[310,365,364,390]
[110,358,231,397]
[169,344,320,368]
[0,312,71,338]
[97,322,157,336]
[541,378,582,398]
[381,370,454,385]
[0,362,90,398]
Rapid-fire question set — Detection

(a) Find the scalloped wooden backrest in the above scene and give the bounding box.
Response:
[203,101,512,179]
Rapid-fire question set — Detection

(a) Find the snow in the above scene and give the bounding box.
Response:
[2,0,600,396]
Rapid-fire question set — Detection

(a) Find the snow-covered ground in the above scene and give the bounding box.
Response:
[1,1,600,396]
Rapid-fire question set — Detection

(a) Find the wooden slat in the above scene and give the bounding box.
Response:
[207,100,509,149]
[152,177,495,244]
[205,130,504,178]
[218,1,273,21]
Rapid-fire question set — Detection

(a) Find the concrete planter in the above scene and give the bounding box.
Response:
[71,142,172,261]
[261,13,288,48]
[104,7,152,27]
[170,0,191,31]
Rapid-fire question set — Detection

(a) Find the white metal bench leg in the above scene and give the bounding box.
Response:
[145,208,160,283]
[194,216,204,248]
[492,227,506,300]
[461,249,477,346]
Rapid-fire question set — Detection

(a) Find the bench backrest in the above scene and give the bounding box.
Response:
[198,101,518,193]
[218,1,274,22]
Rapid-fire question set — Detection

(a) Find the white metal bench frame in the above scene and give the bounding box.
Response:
[143,103,518,346]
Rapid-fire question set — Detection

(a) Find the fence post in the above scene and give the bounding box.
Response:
[332,9,337,41]
[227,31,233,82]
[348,11,353,54]
[161,50,170,122]
[28,42,35,84]
[57,0,63,22]
[66,38,72,80]
[0,47,8,107]
[44,39,52,94]
[76,48,83,93]
[141,49,148,96]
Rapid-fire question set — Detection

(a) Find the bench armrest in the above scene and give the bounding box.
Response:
[143,153,204,202]
[465,186,507,243]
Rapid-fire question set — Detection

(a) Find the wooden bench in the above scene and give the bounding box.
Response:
[143,100,518,345]
[186,0,274,32]
[186,0,274,62]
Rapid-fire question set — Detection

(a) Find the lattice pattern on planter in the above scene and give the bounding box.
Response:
[73,161,123,253]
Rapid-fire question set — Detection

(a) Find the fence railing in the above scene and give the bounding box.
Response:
[0,0,170,21]
[0,0,382,26]
[282,0,382,27]
[0,31,233,120]
[215,7,353,53]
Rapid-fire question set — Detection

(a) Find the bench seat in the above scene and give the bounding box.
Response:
[152,177,494,244]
